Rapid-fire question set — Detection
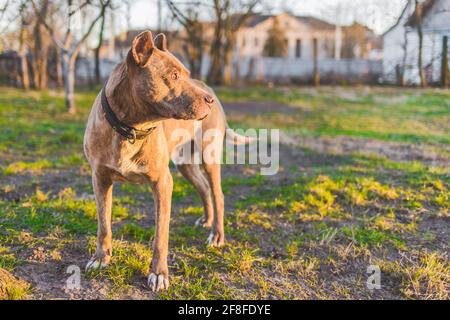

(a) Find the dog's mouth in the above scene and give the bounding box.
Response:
[172,113,190,120]
[173,113,209,121]
[171,105,210,121]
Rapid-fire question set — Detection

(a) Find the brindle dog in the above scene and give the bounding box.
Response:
[84,30,248,291]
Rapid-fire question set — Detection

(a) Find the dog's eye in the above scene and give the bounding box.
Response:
[171,71,179,80]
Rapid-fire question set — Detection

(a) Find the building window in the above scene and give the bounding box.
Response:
[242,37,246,48]
[295,39,302,58]
[254,37,259,47]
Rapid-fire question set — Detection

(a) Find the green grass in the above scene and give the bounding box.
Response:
[0,86,448,299]
[2,160,53,175]
[217,86,450,146]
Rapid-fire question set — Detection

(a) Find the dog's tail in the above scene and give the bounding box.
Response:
[225,125,257,146]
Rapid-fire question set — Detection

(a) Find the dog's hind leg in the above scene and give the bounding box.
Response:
[86,172,113,270]
[177,164,214,228]
[203,163,225,247]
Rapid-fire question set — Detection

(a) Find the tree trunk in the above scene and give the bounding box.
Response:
[182,41,202,79]
[33,0,49,90]
[396,65,404,86]
[222,45,234,86]
[63,53,76,114]
[334,24,342,60]
[207,8,224,85]
[417,29,426,87]
[415,0,426,87]
[399,28,408,87]
[222,29,237,85]
[18,26,29,90]
[19,54,30,90]
[441,35,448,87]
[207,46,223,85]
[55,46,64,88]
[222,62,232,86]
[95,13,106,84]
[157,0,162,33]
[246,57,255,82]
[31,57,39,89]
[192,27,204,79]
[313,38,320,86]
[39,46,48,90]
[194,48,203,79]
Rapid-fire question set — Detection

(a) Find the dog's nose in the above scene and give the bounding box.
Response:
[204,95,214,105]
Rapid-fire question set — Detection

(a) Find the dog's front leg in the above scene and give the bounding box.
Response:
[148,168,173,292]
[86,172,113,270]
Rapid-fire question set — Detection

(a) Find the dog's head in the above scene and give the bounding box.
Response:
[126,30,213,121]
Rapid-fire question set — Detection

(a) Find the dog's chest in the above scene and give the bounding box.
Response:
[112,153,151,184]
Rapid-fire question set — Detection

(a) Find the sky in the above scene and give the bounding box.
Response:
[128,0,408,35]
[0,0,408,39]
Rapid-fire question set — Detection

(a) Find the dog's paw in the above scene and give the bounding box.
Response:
[85,255,110,271]
[206,232,225,247]
[148,273,169,292]
[195,217,213,228]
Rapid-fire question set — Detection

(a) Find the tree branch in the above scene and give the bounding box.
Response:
[72,0,111,58]
[167,0,193,28]
[31,0,110,56]
[0,0,10,22]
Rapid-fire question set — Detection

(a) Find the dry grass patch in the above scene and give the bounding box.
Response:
[378,251,449,300]
[0,268,31,300]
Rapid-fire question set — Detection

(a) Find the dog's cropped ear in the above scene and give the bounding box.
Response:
[154,33,167,51]
[131,30,154,67]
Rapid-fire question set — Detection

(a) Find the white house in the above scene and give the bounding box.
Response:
[235,13,337,60]
[225,13,382,83]
[383,0,450,84]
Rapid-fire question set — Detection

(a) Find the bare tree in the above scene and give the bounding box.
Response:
[167,1,206,79]
[168,0,259,84]
[0,1,25,50]
[207,0,259,85]
[31,0,111,114]
[1,0,35,89]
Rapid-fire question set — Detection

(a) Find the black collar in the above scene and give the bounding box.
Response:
[101,82,156,144]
